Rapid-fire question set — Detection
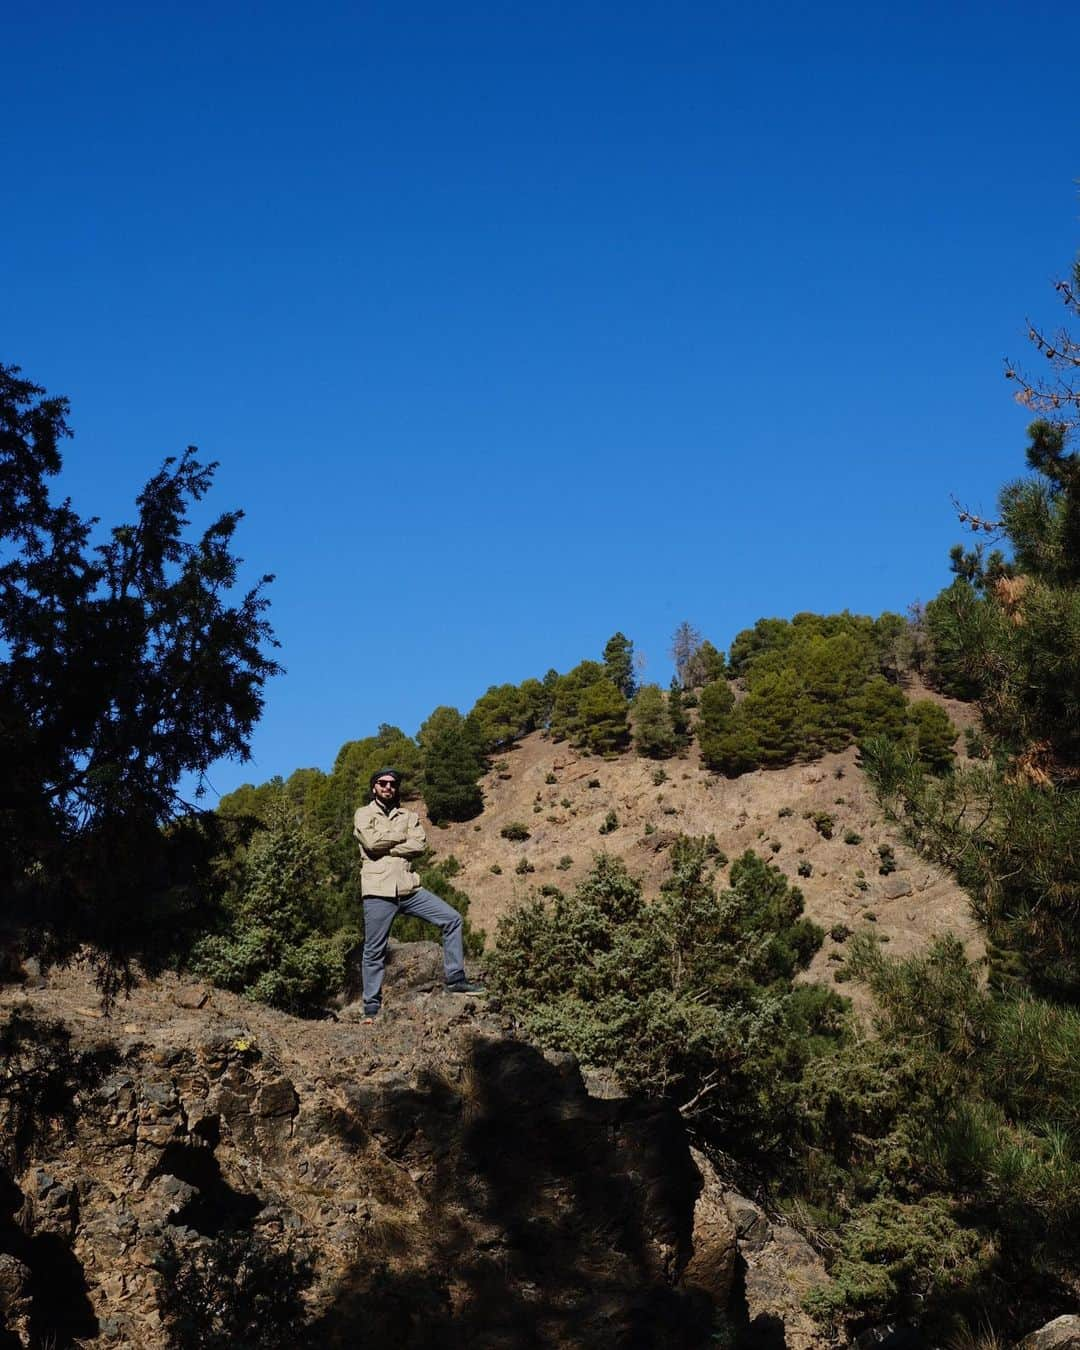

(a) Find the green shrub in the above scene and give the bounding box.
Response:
[515,857,535,875]
[556,854,573,871]
[545,772,557,784]
[798,860,813,878]
[500,822,531,841]
[806,812,835,839]
[489,863,502,875]
[490,841,837,1154]
[844,831,862,846]
[192,801,348,1015]
[703,835,728,866]
[907,701,958,775]
[598,809,619,835]
[803,1197,990,1334]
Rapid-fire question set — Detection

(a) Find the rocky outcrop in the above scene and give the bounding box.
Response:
[0,944,778,1348]
[1020,1317,1080,1350]
[706,1184,829,1350]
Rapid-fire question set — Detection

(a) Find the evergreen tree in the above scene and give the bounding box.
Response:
[923,580,985,700]
[631,683,677,758]
[0,364,280,988]
[668,676,690,748]
[866,248,1080,999]
[701,711,762,777]
[872,611,916,684]
[549,660,606,742]
[418,705,485,823]
[737,669,804,767]
[727,617,792,677]
[602,631,637,699]
[905,701,957,775]
[696,679,736,769]
[690,639,727,687]
[847,675,909,742]
[193,798,347,1014]
[794,633,870,755]
[518,676,553,733]
[577,678,630,754]
[469,683,529,752]
[489,840,833,1149]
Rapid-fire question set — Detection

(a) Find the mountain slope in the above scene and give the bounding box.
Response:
[421,685,982,1005]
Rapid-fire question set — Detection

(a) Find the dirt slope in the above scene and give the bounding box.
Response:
[419,685,982,1004]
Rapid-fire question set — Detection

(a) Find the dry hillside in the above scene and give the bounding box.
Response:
[419,683,983,1004]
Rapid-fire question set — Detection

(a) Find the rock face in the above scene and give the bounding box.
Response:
[716,1186,829,1350]
[1,945,797,1349]
[1020,1317,1080,1350]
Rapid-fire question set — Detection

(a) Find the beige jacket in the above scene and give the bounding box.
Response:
[353,800,427,897]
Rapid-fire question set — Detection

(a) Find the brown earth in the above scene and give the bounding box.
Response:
[420,682,983,1012]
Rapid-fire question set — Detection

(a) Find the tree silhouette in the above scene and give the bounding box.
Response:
[1,364,281,992]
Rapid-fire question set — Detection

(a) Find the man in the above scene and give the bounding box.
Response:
[354,768,483,1019]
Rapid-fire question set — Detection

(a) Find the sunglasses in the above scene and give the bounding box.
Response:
[374,778,397,788]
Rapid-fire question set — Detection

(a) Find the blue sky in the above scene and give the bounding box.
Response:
[4,1,1079,797]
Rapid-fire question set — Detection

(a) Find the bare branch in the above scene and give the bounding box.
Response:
[949,494,1003,535]
[678,1071,720,1117]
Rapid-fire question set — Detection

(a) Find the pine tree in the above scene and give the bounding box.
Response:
[0,364,280,988]
[690,640,727,687]
[602,631,637,699]
[906,701,957,775]
[469,683,529,752]
[549,661,606,742]
[697,680,736,769]
[632,683,677,758]
[668,677,690,748]
[737,670,804,767]
[578,679,630,753]
[418,706,485,823]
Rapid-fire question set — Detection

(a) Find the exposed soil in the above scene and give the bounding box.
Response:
[419,683,983,1013]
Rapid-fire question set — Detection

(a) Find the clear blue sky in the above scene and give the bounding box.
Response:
[5,1,1079,797]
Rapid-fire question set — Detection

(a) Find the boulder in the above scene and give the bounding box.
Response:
[1020,1316,1080,1350]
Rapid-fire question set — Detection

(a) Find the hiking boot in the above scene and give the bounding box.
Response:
[445,978,486,996]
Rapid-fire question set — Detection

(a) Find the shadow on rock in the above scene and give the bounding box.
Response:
[311,1036,717,1349]
[0,1010,118,1172]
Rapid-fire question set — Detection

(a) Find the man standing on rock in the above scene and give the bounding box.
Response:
[354,768,484,1020]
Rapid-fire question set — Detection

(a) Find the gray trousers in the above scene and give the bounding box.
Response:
[361,888,465,1013]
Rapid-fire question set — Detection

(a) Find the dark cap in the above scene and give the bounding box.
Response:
[370,767,402,789]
